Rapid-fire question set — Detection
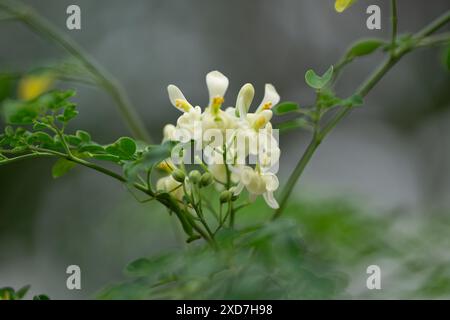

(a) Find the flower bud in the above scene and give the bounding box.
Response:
[200,172,213,187]
[188,170,201,184]
[171,169,186,183]
[220,190,232,203]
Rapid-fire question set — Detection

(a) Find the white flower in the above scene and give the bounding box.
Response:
[156,175,184,200]
[162,124,176,142]
[176,106,202,141]
[166,84,202,141]
[234,166,280,209]
[255,84,280,113]
[236,83,279,130]
[206,70,229,109]
[232,83,280,159]
[236,83,255,117]
[167,84,194,112]
[257,123,280,170]
[202,71,237,134]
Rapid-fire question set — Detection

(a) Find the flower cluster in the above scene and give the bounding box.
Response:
[156,71,281,209]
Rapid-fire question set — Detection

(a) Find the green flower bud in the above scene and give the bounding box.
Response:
[188,170,201,184]
[200,172,213,187]
[220,190,232,203]
[229,186,239,201]
[171,169,186,183]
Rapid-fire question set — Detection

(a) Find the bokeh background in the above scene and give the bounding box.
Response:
[0,0,449,299]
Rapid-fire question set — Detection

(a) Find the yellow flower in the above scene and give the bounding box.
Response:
[335,0,356,13]
[18,73,54,101]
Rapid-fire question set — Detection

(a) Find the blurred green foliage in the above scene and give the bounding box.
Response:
[97,198,450,299]
[0,285,49,300]
[98,218,348,299]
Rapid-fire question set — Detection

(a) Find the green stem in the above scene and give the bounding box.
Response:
[415,11,450,39]
[416,32,450,48]
[390,0,398,54]
[273,133,320,219]
[0,152,55,165]
[228,200,235,228]
[1,145,222,247]
[0,70,98,87]
[0,0,151,142]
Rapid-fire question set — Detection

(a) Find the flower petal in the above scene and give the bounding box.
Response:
[162,124,176,142]
[252,109,273,130]
[236,83,255,119]
[263,192,279,209]
[262,173,279,192]
[167,84,193,112]
[256,84,280,113]
[206,70,229,105]
[240,166,255,185]
[233,182,245,195]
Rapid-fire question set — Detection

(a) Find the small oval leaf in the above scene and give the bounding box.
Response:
[52,158,76,178]
[273,102,300,115]
[346,39,384,59]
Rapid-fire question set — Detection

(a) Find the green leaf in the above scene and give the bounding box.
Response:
[0,287,15,300]
[105,137,137,160]
[76,130,91,143]
[52,158,76,178]
[46,90,76,110]
[1,90,77,124]
[346,39,384,59]
[33,294,50,300]
[89,153,121,163]
[273,102,300,115]
[15,285,30,299]
[33,121,49,131]
[2,99,43,124]
[277,118,313,133]
[60,104,78,123]
[305,66,334,90]
[123,141,176,180]
[118,137,136,156]
[28,131,54,145]
[126,255,174,277]
[78,143,105,153]
[65,134,82,146]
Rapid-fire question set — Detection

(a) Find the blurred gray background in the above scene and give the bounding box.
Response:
[0,0,449,298]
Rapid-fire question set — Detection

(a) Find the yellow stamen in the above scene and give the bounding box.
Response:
[213,96,224,105]
[157,160,174,173]
[175,99,192,112]
[253,115,268,130]
[262,102,272,110]
[211,96,224,115]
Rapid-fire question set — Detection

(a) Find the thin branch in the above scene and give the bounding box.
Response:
[390,0,398,54]
[0,152,55,165]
